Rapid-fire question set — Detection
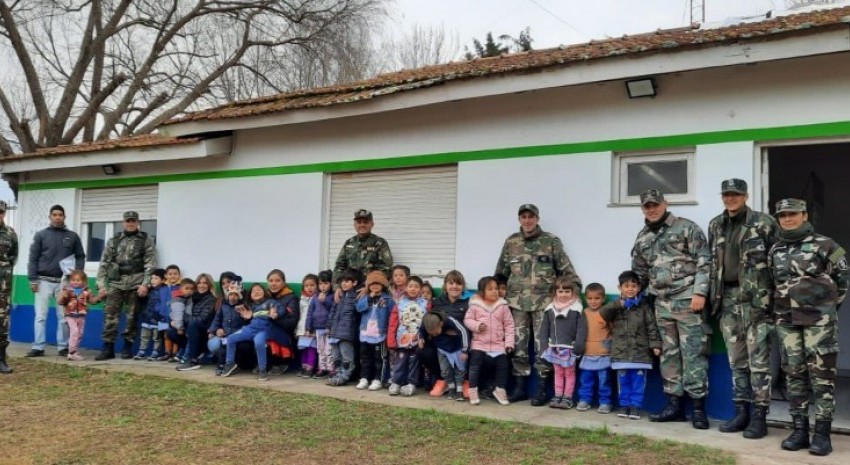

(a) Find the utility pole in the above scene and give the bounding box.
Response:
[690,0,706,25]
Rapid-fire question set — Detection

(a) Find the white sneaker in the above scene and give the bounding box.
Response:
[400,384,416,397]
[368,379,383,391]
[355,378,369,390]
[389,383,401,396]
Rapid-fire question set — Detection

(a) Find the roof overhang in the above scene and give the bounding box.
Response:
[161,26,850,137]
[0,135,231,174]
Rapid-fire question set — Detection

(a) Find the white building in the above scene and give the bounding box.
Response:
[3,6,850,423]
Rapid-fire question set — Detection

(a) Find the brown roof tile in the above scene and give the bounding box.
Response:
[167,6,850,125]
[7,134,200,160]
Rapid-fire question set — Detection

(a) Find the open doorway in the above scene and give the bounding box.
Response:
[766,142,850,430]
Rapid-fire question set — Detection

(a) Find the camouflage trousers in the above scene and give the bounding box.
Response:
[0,267,12,349]
[511,309,551,378]
[101,288,142,344]
[777,323,838,421]
[656,297,709,398]
[719,286,773,406]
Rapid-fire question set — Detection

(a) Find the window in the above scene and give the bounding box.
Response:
[326,165,457,278]
[613,149,695,205]
[79,185,158,263]
[84,220,157,262]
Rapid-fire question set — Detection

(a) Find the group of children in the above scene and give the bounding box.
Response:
[57,262,663,416]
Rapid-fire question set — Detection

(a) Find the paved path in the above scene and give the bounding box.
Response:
[5,342,846,465]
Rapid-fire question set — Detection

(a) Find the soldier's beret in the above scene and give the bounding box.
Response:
[775,198,806,214]
[720,178,747,194]
[123,211,140,221]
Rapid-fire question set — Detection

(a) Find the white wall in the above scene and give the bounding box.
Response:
[156,173,324,282]
[456,141,756,291]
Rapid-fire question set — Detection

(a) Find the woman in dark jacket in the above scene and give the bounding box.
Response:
[267,269,300,373]
[177,273,220,370]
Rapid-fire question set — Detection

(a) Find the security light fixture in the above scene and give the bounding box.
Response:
[102,164,120,175]
[625,78,657,99]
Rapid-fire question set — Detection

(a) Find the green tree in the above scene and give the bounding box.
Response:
[464,28,533,60]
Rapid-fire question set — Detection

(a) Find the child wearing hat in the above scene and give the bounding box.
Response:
[355,271,394,391]
[207,277,246,375]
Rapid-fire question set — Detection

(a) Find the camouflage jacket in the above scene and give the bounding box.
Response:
[0,223,18,269]
[707,207,777,317]
[496,226,581,312]
[97,230,156,291]
[333,233,393,281]
[631,213,710,300]
[769,230,848,326]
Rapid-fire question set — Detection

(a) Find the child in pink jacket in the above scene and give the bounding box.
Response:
[464,276,515,406]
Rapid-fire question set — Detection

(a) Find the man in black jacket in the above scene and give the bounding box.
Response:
[26,205,85,357]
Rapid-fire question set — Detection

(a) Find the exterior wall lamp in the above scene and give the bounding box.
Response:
[102,164,121,175]
[625,78,657,98]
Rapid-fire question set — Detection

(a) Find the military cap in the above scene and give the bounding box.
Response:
[353,209,373,220]
[123,210,140,221]
[0,200,7,212]
[517,203,539,216]
[639,189,665,206]
[775,198,806,214]
[720,178,748,194]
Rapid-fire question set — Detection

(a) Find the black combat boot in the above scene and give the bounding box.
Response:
[743,405,768,439]
[530,375,550,407]
[809,420,832,456]
[95,342,115,361]
[649,395,686,422]
[508,376,528,403]
[719,402,750,433]
[691,396,709,429]
[0,347,12,374]
[780,415,810,451]
[120,342,134,359]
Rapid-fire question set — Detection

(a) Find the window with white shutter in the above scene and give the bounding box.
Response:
[80,185,158,262]
[326,165,457,278]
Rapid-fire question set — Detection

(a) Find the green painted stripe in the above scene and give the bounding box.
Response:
[19,120,850,191]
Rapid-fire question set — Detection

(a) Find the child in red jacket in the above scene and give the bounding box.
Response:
[57,270,99,361]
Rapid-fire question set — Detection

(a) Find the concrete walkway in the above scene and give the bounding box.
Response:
[5,342,846,465]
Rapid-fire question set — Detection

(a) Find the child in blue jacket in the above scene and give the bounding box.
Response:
[355,271,393,391]
[134,269,169,360]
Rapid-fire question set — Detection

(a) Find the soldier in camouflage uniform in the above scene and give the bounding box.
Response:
[333,209,393,285]
[708,179,777,439]
[769,198,847,457]
[496,204,581,406]
[95,211,157,360]
[0,200,19,374]
[631,190,711,429]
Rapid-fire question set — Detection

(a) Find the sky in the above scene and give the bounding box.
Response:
[1,0,843,205]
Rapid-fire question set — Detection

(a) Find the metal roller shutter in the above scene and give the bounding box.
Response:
[327,165,457,277]
[80,185,158,222]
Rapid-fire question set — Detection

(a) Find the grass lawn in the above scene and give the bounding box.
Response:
[0,359,734,465]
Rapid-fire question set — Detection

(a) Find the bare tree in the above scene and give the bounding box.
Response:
[377,23,460,72]
[0,0,386,156]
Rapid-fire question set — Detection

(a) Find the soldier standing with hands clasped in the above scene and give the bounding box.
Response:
[95,211,157,360]
[769,198,847,457]
[0,200,18,374]
[707,179,777,439]
[496,203,581,406]
[631,189,711,429]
